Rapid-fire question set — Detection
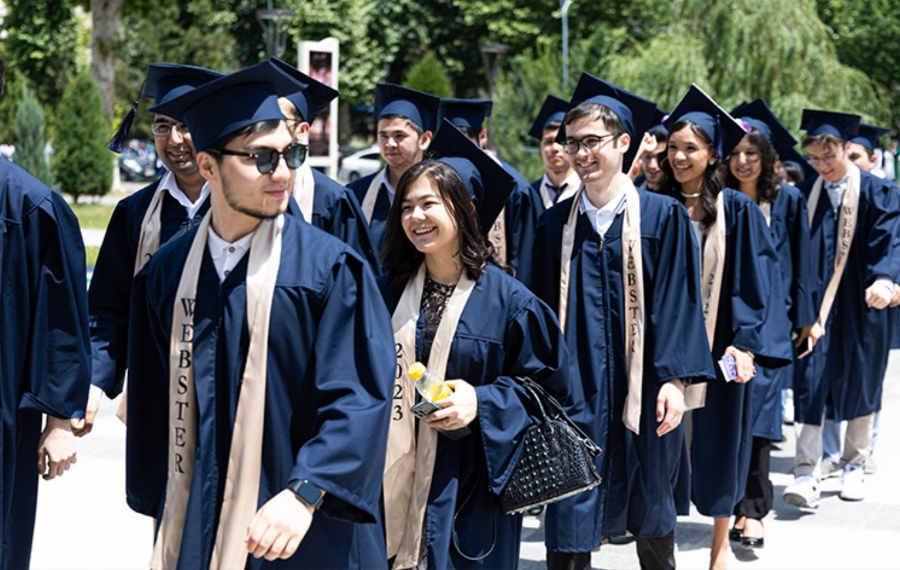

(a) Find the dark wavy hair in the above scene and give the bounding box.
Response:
[657,121,727,227]
[725,129,781,204]
[381,160,506,290]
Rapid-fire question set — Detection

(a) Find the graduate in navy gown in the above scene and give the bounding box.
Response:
[657,86,792,569]
[377,121,570,570]
[0,53,91,566]
[127,60,395,570]
[348,84,440,255]
[528,95,581,209]
[82,64,221,432]
[535,74,716,570]
[438,98,543,288]
[786,111,900,508]
[269,57,380,272]
[726,99,815,549]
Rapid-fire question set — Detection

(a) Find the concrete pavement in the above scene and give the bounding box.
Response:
[30,359,900,569]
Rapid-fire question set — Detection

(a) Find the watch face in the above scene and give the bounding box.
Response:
[294,480,323,508]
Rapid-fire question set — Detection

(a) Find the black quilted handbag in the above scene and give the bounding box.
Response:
[499,377,602,515]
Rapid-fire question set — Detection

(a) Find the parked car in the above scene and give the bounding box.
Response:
[338,145,382,183]
[119,148,158,182]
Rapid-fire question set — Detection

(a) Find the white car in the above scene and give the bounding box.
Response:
[339,146,382,183]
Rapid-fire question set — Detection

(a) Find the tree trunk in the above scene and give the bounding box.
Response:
[90,0,124,120]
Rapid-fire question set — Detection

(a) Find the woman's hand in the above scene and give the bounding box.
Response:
[656,379,685,437]
[724,346,756,383]
[425,379,478,431]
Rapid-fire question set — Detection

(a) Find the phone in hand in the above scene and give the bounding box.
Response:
[797,337,814,359]
[409,400,471,440]
[718,354,738,382]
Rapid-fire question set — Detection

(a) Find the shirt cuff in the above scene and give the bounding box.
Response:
[89,384,104,401]
[873,277,894,295]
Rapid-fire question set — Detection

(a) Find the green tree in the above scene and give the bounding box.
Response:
[53,72,113,202]
[0,71,26,144]
[2,0,81,109]
[403,52,453,98]
[14,85,55,186]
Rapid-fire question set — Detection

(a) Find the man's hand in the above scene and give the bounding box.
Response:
[38,416,77,480]
[890,283,900,308]
[656,379,685,438]
[866,280,893,309]
[795,322,824,358]
[725,346,756,383]
[71,395,100,437]
[425,379,478,431]
[245,489,314,561]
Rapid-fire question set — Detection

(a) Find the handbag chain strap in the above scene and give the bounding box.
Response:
[516,377,602,457]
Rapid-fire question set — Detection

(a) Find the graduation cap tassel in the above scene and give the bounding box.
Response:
[107,80,147,154]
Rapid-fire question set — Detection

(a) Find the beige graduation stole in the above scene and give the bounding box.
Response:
[384,264,476,569]
[558,178,646,434]
[684,191,727,410]
[488,207,508,265]
[150,211,283,570]
[291,162,316,224]
[361,168,388,225]
[806,165,861,330]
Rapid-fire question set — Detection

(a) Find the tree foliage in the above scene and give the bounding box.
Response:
[403,52,453,98]
[0,71,26,144]
[2,0,81,109]
[53,72,113,202]
[14,85,55,187]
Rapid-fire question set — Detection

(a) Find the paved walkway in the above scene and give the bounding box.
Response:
[30,358,900,569]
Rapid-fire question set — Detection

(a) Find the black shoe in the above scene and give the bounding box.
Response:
[526,505,545,517]
[741,521,764,549]
[729,526,743,542]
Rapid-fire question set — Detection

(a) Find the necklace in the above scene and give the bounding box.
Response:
[680,190,703,199]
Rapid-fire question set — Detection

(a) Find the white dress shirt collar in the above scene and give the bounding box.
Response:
[579,188,627,238]
[158,170,210,219]
[207,226,254,282]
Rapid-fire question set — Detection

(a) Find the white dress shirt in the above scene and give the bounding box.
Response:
[207,227,254,282]
[580,188,627,238]
[158,170,210,219]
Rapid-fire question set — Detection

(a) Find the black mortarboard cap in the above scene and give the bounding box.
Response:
[800,109,860,141]
[732,98,798,160]
[850,124,890,151]
[665,84,747,159]
[374,84,441,132]
[429,119,515,234]
[107,63,223,153]
[268,57,339,124]
[438,99,494,131]
[150,60,300,153]
[528,95,569,141]
[556,73,659,172]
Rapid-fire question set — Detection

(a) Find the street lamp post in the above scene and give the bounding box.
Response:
[256,1,295,59]
[480,43,509,150]
[561,0,574,89]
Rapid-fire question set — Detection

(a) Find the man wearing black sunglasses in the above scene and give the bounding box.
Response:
[127,60,395,569]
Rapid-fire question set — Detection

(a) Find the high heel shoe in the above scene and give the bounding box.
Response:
[729,518,745,542]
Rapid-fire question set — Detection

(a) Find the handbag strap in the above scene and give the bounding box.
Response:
[516,377,602,457]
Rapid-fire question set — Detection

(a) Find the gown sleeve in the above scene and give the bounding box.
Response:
[474,292,571,495]
[87,202,136,397]
[287,252,394,523]
[19,191,91,419]
[728,200,793,368]
[322,186,382,275]
[504,183,541,289]
[786,188,816,330]
[649,202,716,384]
[862,178,900,283]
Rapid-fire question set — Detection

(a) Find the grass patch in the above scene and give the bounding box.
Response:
[70,203,116,230]
[86,246,100,268]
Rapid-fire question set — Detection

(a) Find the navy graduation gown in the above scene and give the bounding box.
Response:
[748,184,815,441]
[348,170,392,256]
[499,160,542,289]
[309,168,381,273]
[379,265,570,570]
[690,189,793,518]
[127,215,395,570]
[0,159,91,569]
[533,190,716,551]
[793,170,900,424]
[89,180,209,397]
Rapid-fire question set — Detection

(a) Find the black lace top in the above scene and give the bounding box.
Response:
[420,276,456,363]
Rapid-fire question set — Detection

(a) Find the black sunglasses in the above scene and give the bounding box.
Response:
[208,142,308,174]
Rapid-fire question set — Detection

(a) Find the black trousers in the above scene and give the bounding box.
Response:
[734,436,774,519]
[546,533,676,570]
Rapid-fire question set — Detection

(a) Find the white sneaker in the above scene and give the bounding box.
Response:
[840,465,865,501]
[783,390,795,425]
[865,456,877,475]
[784,476,820,508]
[820,457,844,480]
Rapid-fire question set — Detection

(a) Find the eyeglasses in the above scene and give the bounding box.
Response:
[564,133,620,155]
[808,153,840,166]
[151,121,188,138]
[207,142,308,174]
